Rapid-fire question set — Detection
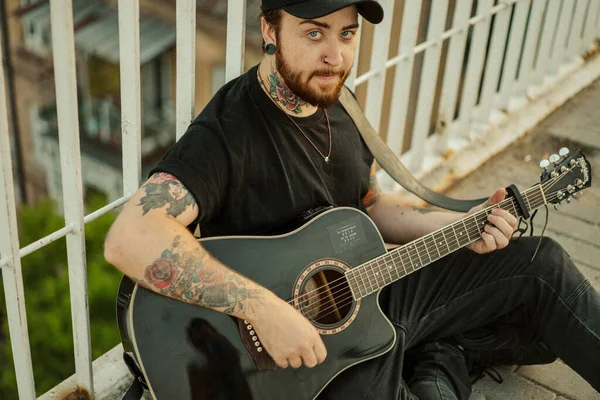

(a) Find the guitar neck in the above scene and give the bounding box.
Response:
[346,184,548,300]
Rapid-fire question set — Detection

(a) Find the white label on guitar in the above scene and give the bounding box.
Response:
[328,217,367,254]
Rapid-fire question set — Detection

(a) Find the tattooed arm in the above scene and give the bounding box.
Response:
[363,166,465,245]
[104,172,268,319]
[104,173,328,368]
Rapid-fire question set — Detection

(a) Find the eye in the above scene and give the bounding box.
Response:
[308,31,323,40]
[341,31,355,39]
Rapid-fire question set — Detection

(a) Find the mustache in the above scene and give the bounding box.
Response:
[310,69,347,78]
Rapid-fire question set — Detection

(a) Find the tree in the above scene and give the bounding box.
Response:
[0,194,123,398]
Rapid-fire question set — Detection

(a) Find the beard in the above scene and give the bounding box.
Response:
[275,46,351,108]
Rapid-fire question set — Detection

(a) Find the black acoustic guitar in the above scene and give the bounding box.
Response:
[117,149,591,400]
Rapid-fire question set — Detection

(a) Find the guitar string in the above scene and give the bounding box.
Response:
[293,163,578,306]
[298,184,572,313]
[295,186,553,315]
[299,189,569,321]
[288,165,579,311]
[299,191,557,319]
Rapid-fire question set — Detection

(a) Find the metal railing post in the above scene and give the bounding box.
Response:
[118,0,142,194]
[0,24,36,400]
[176,0,196,141]
[226,0,247,83]
[49,0,93,393]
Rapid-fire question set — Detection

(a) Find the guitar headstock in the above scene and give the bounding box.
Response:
[539,148,592,207]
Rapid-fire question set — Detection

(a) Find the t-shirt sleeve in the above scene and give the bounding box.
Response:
[148,122,230,225]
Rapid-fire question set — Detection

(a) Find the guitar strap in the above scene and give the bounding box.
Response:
[338,86,487,212]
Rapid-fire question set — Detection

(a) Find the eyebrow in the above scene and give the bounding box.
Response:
[299,20,360,31]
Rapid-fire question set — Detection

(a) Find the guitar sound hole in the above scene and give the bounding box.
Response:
[299,268,353,326]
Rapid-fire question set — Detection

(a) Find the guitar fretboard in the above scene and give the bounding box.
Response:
[346,185,547,300]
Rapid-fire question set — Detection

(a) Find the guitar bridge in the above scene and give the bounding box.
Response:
[237,318,277,371]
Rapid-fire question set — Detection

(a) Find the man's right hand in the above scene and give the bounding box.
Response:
[249,292,327,369]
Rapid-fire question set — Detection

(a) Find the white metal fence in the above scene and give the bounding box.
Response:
[1,0,599,398]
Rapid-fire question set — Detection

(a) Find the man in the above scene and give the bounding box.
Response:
[104,0,600,399]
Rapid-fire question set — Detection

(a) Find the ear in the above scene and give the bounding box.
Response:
[261,17,277,46]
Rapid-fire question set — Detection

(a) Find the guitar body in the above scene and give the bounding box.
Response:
[123,207,397,400]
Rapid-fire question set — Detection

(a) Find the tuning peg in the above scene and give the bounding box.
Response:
[539,159,550,169]
[572,193,580,199]
[549,154,560,164]
[554,203,560,210]
[559,147,569,157]
[566,197,571,204]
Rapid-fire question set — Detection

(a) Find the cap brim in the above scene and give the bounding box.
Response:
[283,0,384,24]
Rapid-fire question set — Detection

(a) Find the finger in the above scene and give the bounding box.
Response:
[488,212,515,238]
[302,350,318,368]
[484,225,508,249]
[276,358,289,369]
[289,357,303,369]
[485,188,507,207]
[480,230,497,252]
[314,340,328,364]
[491,208,518,229]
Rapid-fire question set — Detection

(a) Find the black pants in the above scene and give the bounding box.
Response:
[319,237,600,399]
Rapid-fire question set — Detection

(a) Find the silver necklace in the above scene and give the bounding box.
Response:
[257,67,333,174]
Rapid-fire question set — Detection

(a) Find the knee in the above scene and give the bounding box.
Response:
[528,237,584,287]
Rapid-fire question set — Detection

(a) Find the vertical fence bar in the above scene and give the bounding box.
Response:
[380,1,422,190]
[513,0,547,97]
[176,0,196,141]
[348,16,363,92]
[49,0,93,393]
[530,0,561,86]
[435,0,473,151]
[548,0,574,75]
[0,29,36,400]
[454,0,493,139]
[408,0,448,172]
[582,0,600,51]
[475,2,512,123]
[364,0,394,132]
[226,0,247,82]
[119,0,142,194]
[496,0,532,110]
[564,0,589,61]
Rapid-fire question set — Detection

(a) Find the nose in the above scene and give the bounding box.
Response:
[323,39,343,67]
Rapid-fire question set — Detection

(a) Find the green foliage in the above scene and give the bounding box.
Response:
[0,193,123,399]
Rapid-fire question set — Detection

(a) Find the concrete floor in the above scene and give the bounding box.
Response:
[445,78,600,400]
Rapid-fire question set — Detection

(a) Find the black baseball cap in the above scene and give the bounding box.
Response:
[262,0,384,24]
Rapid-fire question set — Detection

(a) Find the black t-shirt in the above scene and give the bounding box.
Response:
[149,64,374,237]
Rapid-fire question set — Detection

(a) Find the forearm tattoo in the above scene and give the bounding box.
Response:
[362,168,382,208]
[140,236,262,314]
[412,207,433,215]
[266,71,310,114]
[138,172,195,217]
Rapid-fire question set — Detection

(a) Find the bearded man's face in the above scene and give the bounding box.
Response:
[273,7,359,108]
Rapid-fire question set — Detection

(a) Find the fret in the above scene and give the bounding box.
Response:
[374,258,386,286]
[381,256,393,285]
[523,192,532,213]
[405,244,420,271]
[450,223,466,247]
[397,250,409,277]
[429,233,442,259]
[348,270,362,299]
[414,241,427,267]
[421,237,434,265]
[509,199,519,218]
[382,254,394,283]
[387,254,399,281]
[357,267,369,296]
[461,219,472,242]
[473,214,484,236]
[364,263,376,294]
[443,226,459,251]
[439,229,452,254]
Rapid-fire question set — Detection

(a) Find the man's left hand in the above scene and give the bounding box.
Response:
[466,188,518,254]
